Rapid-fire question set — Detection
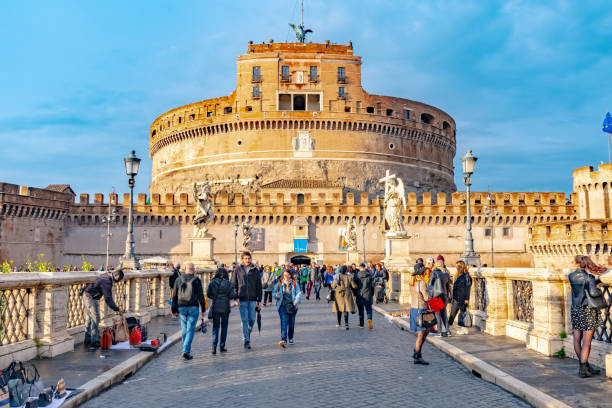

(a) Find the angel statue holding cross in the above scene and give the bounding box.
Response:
[380,170,407,235]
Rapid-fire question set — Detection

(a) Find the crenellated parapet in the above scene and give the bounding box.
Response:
[66,190,575,228]
[0,182,73,220]
[573,163,612,219]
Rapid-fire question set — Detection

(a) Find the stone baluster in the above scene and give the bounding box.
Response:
[131,274,151,324]
[527,268,566,355]
[482,268,508,336]
[34,284,73,357]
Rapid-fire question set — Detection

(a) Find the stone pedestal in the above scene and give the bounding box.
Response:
[483,268,508,336]
[382,234,411,302]
[346,250,360,264]
[35,285,74,358]
[190,236,217,269]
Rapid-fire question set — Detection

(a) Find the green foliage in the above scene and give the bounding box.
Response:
[34,338,44,359]
[81,261,94,271]
[1,261,13,273]
[559,330,567,339]
[26,254,54,272]
[553,346,566,358]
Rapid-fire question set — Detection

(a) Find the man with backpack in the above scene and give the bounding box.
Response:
[232,251,262,349]
[299,265,309,295]
[172,262,207,360]
[83,268,125,348]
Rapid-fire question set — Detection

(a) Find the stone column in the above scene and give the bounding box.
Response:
[527,269,566,355]
[35,285,74,357]
[131,273,151,324]
[482,268,508,336]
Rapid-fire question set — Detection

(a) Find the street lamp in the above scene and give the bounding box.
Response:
[484,191,499,268]
[461,149,481,267]
[233,222,239,264]
[119,150,141,270]
[101,190,119,271]
[360,220,367,263]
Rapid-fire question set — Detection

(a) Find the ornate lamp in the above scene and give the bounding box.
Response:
[461,149,480,267]
[119,150,141,270]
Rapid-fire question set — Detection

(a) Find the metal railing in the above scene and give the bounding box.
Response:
[512,280,534,323]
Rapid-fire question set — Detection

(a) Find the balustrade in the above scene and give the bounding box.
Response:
[0,268,213,368]
[512,280,534,323]
[595,283,612,343]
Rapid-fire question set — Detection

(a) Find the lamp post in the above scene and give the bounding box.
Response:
[484,191,499,268]
[461,150,481,267]
[233,222,239,264]
[360,220,367,263]
[119,150,141,270]
[101,190,119,271]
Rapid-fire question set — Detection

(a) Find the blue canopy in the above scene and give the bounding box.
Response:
[604,112,612,134]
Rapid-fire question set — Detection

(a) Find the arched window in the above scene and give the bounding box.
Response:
[421,113,434,124]
[297,194,305,205]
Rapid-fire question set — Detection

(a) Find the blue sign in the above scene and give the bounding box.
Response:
[294,239,308,253]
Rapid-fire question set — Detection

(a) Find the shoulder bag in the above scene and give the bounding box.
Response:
[416,302,437,329]
[458,310,472,327]
[585,289,607,309]
[113,314,130,342]
[326,289,335,302]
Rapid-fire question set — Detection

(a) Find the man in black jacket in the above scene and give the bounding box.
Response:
[83,268,124,348]
[354,263,375,329]
[172,262,207,360]
[231,251,262,349]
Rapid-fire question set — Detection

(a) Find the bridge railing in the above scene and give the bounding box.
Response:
[395,266,612,372]
[0,268,214,368]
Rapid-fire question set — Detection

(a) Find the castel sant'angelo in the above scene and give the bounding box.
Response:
[2,32,612,270]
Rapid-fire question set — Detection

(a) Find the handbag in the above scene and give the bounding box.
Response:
[426,297,445,313]
[8,379,25,407]
[326,289,335,302]
[101,327,114,350]
[37,388,53,407]
[458,310,472,327]
[585,290,607,309]
[113,315,130,343]
[285,302,296,315]
[416,309,437,329]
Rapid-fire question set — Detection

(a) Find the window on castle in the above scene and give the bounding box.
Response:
[252,85,261,98]
[337,67,346,82]
[281,65,290,81]
[356,101,361,113]
[405,109,411,120]
[297,194,305,205]
[484,228,492,237]
[206,111,213,117]
[252,66,261,82]
[534,199,541,205]
[386,109,393,117]
[366,106,374,114]
[189,114,196,121]
[550,199,556,205]
[279,94,291,110]
[421,113,434,124]
[376,103,382,115]
[503,227,511,237]
[245,106,253,112]
[338,87,345,98]
[224,107,232,114]
[504,199,510,205]
[293,94,306,111]
[309,66,318,81]
[519,199,525,205]
[345,106,351,112]
[178,117,182,124]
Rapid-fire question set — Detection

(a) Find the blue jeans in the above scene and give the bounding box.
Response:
[179,306,200,354]
[356,298,373,327]
[238,301,257,343]
[212,312,229,350]
[314,283,321,300]
[278,306,297,342]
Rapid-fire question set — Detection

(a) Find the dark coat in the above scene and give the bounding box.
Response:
[84,275,120,312]
[207,277,235,314]
[332,273,358,313]
[169,268,181,289]
[569,269,603,308]
[171,274,206,313]
[354,269,374,303]
[429,268,451,302]
[231,264,263,302]
[452,273,472,303]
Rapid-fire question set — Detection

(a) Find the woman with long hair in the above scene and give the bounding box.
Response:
[409,263,431,364]
[332,265,358,330]
[448,260,472,327]
[273,270,302,347]
[568,255,607,377]
[206,268,235,355]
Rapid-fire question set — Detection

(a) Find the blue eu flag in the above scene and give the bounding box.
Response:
[604,112,612,134]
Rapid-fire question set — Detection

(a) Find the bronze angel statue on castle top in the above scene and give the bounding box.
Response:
[289,23,312,43]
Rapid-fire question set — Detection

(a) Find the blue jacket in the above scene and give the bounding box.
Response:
[272,280,302,311]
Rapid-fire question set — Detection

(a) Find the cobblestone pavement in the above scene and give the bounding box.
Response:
[83,300,531,408]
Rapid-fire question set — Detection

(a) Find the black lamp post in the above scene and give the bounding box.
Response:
[484,192,499,268]
[233,222,239,264]
[360,220,367,263]
[461,150,480,267]
[120,150,141,270]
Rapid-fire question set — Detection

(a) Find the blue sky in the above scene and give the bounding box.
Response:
[1,0,611,197]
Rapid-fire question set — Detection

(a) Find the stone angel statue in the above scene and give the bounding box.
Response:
[193,181,215,237]
[242,222,252,250]
[343,218,358,251]
[380,171,407,235]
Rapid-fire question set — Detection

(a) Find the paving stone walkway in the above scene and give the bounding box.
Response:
[82,300,530,408]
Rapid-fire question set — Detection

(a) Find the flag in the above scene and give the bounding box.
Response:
[604,112,612,134]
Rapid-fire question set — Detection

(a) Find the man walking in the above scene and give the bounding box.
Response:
[299,265,309,295]
[83,268,125,348]
[354,263,375,329]
[172,262,207,360]
[232,251,262,349]
[311,264,322,300]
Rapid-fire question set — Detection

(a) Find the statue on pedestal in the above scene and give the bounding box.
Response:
[343,218,358,251]
[193,181,214,237]
[380,170,407,235]
[242,222,253,250]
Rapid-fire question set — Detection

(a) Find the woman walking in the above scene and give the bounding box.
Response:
[409,263,431,365]
[262,265,276,306]
[273,270,302,347]
[448,260,472,328]
[569,255,607,377]
[206,268,235,355]
[332,265,358,330]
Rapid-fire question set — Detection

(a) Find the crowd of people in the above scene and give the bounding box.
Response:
[79,250,607,378]
[170,253,390,359]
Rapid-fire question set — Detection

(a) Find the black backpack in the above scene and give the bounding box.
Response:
[177,276,197,305]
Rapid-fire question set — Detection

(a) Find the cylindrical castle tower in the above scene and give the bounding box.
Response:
[149,41,456,195]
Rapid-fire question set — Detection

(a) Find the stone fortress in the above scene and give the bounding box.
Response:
[2,39,608,269]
